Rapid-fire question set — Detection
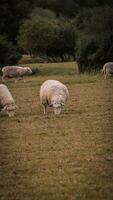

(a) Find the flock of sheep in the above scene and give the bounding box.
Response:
[0,62,113,117]
[0,66,69,117]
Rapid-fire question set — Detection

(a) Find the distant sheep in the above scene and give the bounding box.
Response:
[40,80,69,115]
[2,66,32,82]
[102,62,113,79]
[0,84,16,117]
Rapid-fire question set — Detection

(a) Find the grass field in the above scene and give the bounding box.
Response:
[0,62,113,200]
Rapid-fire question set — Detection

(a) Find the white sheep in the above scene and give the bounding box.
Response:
[40,80,69,115]
[102,62,113,79]
[2,66,32,82]
[0,84,16,117]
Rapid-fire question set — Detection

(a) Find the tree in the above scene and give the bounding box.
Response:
[17,16,58,57]
[18,16,77,61]
[0,0,33,43]
[0,35,22,68]
[47,19,77,61]
[75,6,113,72]
[30,7,56,18]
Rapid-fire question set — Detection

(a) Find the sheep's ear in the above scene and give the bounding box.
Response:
[1,106,7,111]
[61,102,65,106]
[1,106,7,115]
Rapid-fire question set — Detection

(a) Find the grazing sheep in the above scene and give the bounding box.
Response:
[2,66,32,82]
[102,62,113,79]
[40,80,69,115]
[0,84,16,117]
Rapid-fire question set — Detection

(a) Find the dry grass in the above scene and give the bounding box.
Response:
[0,62,113,200]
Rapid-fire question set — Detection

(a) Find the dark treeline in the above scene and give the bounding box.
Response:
[1,0,113,41]
[0,0,113,72]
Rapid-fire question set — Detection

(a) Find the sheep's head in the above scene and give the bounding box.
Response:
[26,67,32,75]
[1,104,16,117]
[50,95,65,115]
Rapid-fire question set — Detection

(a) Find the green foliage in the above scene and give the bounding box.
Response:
[18,17,77,61]
[51,0,79,17]
[75,6,113,73]
[1,0,113,70]
[1,0,113,44]
[0,0,33,42]
[18,16,58,56]
[47,19,77,60]
[30,7,56,18]
[0,35,22,68]
[76,6,113,34]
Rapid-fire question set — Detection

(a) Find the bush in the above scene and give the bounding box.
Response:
[30,8,56,19]
[76,32,113,73]
[0,35,22,68]
[75,6,113,73]
[17,16,58,57]
[17,16,77,61]
[47,19,77,61]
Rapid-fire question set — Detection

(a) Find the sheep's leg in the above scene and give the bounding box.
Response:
[2,76,5,83]
[104,71,107,79]
[43,105,47,114]
[14,78,17,83]
[19,76,25,82]
[23,76,26,82]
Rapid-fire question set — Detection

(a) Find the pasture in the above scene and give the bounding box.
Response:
[0,62,113,200]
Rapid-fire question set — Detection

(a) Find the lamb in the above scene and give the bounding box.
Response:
[102,62,113,79]
[40,80,69,115]
[0,84,16,117]
[2,66,32,82]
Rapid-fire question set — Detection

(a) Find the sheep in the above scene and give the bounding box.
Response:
[0,84,16,117]
[2,66,32,82]
[40,80,69,115]
[102,62,113,79]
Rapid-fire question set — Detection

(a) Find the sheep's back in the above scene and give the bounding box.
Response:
[40,80,69,104]
[0,84,14,106]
